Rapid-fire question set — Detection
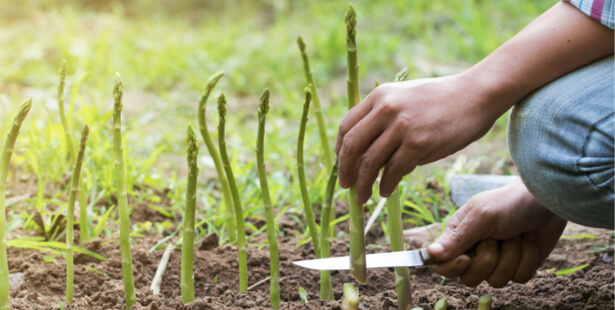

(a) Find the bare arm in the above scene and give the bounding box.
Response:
[335,2,614,203]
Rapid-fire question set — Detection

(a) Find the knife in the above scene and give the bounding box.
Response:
[293,248,437,270]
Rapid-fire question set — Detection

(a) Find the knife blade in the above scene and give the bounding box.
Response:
[293,248,436,270]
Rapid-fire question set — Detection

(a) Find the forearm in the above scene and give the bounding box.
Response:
[464,1,614,119]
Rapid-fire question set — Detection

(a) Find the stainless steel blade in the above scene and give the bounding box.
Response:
[293,249,428,271]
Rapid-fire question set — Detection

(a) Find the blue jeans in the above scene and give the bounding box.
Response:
[508,55,614,229]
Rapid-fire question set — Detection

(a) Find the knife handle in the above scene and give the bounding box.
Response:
[419,248,437,265]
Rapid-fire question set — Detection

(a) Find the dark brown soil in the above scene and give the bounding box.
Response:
[7,209,614,310]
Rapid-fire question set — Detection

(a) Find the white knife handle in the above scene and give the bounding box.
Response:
[419,248,437,265]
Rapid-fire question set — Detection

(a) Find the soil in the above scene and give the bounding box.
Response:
[6,197,614,310]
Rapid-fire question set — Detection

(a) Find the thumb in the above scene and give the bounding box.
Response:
[427,216,487,261]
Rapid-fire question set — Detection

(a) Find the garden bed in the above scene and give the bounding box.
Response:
[7,202,614,310]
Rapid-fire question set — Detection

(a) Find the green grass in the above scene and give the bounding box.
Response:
[0,0,549,275]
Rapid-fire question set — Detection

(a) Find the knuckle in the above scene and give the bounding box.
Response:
[341,135,356,155]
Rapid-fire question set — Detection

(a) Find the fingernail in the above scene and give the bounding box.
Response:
[428,243,444,256]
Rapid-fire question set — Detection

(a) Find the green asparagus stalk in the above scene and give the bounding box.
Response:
[255,89,280,309]
[435,297,447,310]
[217,93,248,292]
[197,71,236,243]
[387,188,412,309]
[57,60,90,245]
[296,36,333,170]
[58,60,76,162]
[297,85,321,258]
[181,124,199,303]
[319,158,338,300]
[66,125,89,304]
[0,98,32,310]
[478,294,492,310]
[345,3,367,285]
[342,283,359,310]
[112,73,137,309]
[388,67,412,310]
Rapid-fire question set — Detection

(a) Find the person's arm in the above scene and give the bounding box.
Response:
[335,2,614,203]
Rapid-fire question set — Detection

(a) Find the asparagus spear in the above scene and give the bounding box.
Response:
[57,60,89,244]
[387,188,412,309]
[66,125,89,304]
[319,158,338,300]
[297,85,321,258]
[435,297,447,310]
[342,283,359,310]
[255,89,280,309]
[0,98,32,310]
[181,124,199,303]
[345,3,367,285]
[388,67,412,310]
[478,294,492,310]
[217,93,248,292]
[112,73,137,309]
[197,72,236,243]
[297,36,333,170]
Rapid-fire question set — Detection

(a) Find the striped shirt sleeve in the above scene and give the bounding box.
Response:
[563,0,614,29]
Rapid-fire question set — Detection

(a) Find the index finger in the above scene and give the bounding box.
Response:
[335,96,374,155]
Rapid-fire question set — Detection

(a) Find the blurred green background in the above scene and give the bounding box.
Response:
[0,0,554,243]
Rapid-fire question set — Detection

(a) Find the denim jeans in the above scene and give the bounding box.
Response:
[508,55,614,229]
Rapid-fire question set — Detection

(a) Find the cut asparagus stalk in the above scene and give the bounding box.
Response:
[435,297,447,310]
[478,294,492,310]
[342,283,359,310]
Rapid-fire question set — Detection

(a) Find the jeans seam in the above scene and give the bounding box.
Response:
[578,112,615,194]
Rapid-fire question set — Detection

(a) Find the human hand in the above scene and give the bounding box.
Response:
[428,179,567,287]
[335,75,504,203]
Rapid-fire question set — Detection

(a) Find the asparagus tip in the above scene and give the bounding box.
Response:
[345,3,357,33]
[59,59,67,76]
[207,71,225,88]
[80,124,90,145]
[297,36,306,51]
[217,93,227,119]
[187,124,198,165]
[113,73,123,110]
[394,67,409,82]
[259,88,270,115]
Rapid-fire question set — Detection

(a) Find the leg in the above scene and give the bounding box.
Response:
[508,55,614,229]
